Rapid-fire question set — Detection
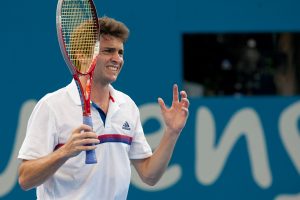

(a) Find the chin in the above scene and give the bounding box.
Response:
[109,76,118,83]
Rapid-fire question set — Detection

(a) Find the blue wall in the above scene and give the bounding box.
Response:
[1,0,299,199]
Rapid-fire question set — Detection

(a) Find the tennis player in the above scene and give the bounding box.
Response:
[18,16,189,200]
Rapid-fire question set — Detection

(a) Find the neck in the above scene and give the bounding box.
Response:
[90,81,110,112]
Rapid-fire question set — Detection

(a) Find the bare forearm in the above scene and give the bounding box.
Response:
[136,128,180,185]
[135,84,188,185]
[18,148,68,191]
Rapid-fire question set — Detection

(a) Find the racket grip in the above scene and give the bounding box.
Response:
[83,116,97,164]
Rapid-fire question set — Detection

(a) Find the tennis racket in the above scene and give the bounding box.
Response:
[56,0,100,164]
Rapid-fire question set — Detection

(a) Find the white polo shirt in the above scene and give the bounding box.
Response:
[18,80,152,200]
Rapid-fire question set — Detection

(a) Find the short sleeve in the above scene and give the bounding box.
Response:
[18,98,58,160]
[128,109,152,159]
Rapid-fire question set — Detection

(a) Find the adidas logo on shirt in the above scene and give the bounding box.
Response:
[122,121,131,130]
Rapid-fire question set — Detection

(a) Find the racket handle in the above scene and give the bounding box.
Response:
[83,116,97,164]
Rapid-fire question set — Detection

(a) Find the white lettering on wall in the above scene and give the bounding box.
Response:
[2,100,300,198]
[279,101,300,175]
[0,100,36,197]
[195,107,272,189]
[275,193,300,200]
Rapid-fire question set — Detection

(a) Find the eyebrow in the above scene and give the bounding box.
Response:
[102,47,124,53]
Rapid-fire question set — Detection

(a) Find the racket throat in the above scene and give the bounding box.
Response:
[73,74,93,116]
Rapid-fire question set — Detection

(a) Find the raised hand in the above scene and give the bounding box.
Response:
[158,84,189,136]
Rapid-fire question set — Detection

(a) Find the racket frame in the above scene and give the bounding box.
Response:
[56,0,100,164]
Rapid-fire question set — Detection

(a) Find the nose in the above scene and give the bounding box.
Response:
[111,52,123,64]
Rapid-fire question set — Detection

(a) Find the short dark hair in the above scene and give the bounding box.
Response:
[98,16,130,43]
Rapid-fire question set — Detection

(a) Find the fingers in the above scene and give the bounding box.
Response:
[173,84,189,105]
[160,84,190,108]
[73,124,93,133]
[173,84,179,102]
[158,97,167,112]
[62,125,99,158]
[73,124,98,139]
[181,107,189,116]
[78,131,98,139]
[180,90,189,108]
[83,145,98,151]
[180,90,187,99]
[71,125,100,145]
[75,138,100,146]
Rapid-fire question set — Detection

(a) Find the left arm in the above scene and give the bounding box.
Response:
[132,84,189,186]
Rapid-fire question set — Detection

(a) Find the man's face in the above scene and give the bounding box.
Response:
[93,35,124,85]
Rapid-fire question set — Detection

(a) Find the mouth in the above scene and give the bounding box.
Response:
[107,65,119,72]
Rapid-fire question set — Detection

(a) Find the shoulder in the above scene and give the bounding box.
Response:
[35,84,71,112]
[110,85,136,105]
[40,86,68,105]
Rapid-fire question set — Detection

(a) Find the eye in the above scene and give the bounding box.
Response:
[103,48,114,53]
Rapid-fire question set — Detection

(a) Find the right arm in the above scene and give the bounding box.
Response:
[18,125,99,191]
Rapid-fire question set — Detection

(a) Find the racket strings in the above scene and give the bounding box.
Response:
[61,0,99,73]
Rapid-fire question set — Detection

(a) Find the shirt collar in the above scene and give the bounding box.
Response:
[66,79,125,106]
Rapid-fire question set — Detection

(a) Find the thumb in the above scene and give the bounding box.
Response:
[158,97,167,112]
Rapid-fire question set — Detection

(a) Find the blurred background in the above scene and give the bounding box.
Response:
[183,33,300,96]
[1,0,299,199]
